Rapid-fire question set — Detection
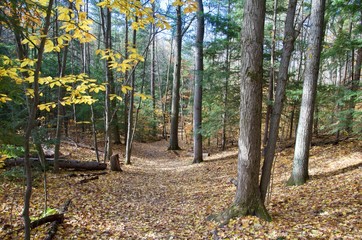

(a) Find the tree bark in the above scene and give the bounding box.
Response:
[150,2,157,137]
[193,0,204,164]
[100,7,113,162]
[260,0,298,202]
[213,0,270,225]
[110,154,122,171]
[125,18,138,164]
[263,0,278,147]
[288,0,326,186]
[168,5,182,150]
[221,0,231,152]
[21,1,54,238]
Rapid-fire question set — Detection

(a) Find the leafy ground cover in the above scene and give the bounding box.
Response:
[0,138,361,239]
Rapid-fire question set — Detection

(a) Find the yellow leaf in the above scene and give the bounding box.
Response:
[44,40,54,53]
[121,85,132,94]
[0,94,12,103]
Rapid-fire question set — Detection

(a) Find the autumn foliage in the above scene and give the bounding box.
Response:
[1,139,361,239]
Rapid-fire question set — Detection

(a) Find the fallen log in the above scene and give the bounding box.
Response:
[30,214,64,229]
[5,158,107,171]
[45,199,71,240]
[3,200,71,238]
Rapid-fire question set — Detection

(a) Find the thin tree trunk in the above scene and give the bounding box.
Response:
[125,19,138,165]
[346,13,362,134]
[193,0,204,164]
[346,47,362,133]
[123,17,129,144]
[288,0,326,186]
[168,5,182,150]
[221,0,231,151]
[263,0,278,147]
[22,1,54,238]
[101,7,113,162]
[260,0,298,202]
[150,2,157,137]
[289,104,296,139]
[54,29,70,172]
[162,36,174,139]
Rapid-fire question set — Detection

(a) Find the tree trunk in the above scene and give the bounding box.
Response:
[168,5,182,150]
[346,35,362,133]
[288,0,326,186]
[125,19,138,164]
[123,17,129,145]
[193,0,204,164]
[263,0,278,147]
[21,1,54,238]
[100,7,113,162]
[221,0,231,152]
[54,36,69,173]
[150,2,157,137]
[110,154,122,171]
[213,0,270,225]
[260,0,298,202]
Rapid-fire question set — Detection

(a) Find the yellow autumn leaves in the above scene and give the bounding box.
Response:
[20,4,95,52]
[0,0,196,108]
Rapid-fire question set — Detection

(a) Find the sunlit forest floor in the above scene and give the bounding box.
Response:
[1,137,361,239]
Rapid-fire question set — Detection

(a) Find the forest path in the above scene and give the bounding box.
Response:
[57,139,237,239]
[2,139,361,239]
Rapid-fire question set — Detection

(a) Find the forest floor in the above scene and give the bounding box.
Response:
[0,137,361,239]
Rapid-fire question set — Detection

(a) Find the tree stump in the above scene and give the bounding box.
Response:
[110,154,122,171]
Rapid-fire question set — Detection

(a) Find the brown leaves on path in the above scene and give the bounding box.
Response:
[0,139,361,239]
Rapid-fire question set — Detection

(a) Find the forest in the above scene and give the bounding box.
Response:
[0,0,361,239]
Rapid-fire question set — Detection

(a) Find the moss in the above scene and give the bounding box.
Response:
[286,175,307,186]
[208,202,271,226]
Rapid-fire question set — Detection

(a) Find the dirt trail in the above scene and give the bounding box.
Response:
[1,139,361,239]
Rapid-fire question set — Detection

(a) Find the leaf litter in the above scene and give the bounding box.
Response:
[0,139,361,239]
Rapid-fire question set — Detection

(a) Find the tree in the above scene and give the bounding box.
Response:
[168,4,183,150]
[125,19,138,165]
[193,0,204,163]
[212,0,270,224]
[260,0,299,202]
[100,6,114,162]
[288,0,326,186]
[221,0,232,151]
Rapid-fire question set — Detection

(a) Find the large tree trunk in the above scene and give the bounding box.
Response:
[193,0,204,164]
[168,5,182,150]
[288,0,326,186]
[213,0,270,225]
[260,0,298,202]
